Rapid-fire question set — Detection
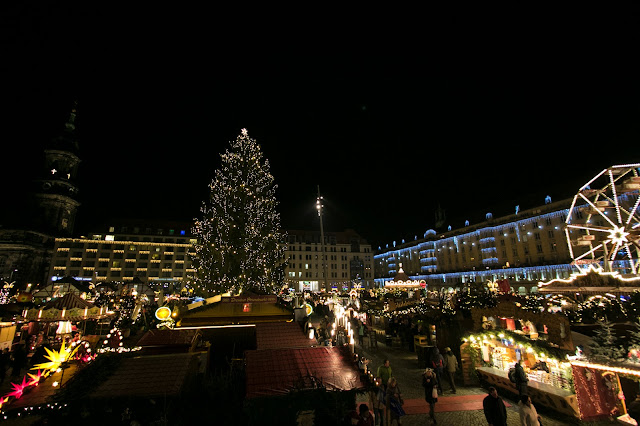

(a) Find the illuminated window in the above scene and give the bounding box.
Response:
[243,303,251,312]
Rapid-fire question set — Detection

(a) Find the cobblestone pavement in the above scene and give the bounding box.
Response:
[351,337,614,426]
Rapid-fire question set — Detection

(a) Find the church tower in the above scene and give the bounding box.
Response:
[30,102,81,237]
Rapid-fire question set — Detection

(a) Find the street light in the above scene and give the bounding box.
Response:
[316,186,329,292]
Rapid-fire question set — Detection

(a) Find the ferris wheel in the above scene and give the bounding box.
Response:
[565,164,640,276]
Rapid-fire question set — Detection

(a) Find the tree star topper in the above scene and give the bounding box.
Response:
[241,128,248,136]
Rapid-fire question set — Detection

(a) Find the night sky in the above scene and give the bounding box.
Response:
[2,6,640,250]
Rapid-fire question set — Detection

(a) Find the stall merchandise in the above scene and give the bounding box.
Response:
[462,331,580,418]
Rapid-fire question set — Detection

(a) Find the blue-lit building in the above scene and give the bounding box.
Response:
[374,197,582,294]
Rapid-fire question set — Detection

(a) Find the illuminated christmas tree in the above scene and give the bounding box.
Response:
[190,129,286,296]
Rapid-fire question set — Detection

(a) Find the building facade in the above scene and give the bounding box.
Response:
[284,228,374,292]
[374,198,578,293]
[47,224,374,294]
[47,222,197,294]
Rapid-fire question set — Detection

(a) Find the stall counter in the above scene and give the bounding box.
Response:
[476,366,580,418]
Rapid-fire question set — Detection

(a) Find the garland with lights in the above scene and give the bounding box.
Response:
[190,128,287,296]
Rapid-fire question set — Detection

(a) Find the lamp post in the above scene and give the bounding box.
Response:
[316,186,329,292]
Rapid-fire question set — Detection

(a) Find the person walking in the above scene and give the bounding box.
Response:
[358,322,365,346]
[377,359,392,390]
[443,347,458,393]
[357,403,375,426]
[385,377,404,426]
[368,377,385,426]
[518,394,541,426]
[421,368,438,424]
[9,343,27,380]
[483,387,507,426]
[0,348,10,384]
[430,348,444,394]
[513,360,529,396]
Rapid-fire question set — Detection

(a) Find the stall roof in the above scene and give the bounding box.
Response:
[44,293,94,310]
[255,321,315,350]
[137,328,200,348]
[89,352,200,399]
[245,346,364,399]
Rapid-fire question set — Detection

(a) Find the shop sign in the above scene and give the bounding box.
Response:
[222,295,277,304]
[385,280,426,288]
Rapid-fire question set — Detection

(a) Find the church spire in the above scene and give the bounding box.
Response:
[30,100,82,236]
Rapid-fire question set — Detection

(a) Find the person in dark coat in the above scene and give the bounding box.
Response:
[10,343,27,379]
[0,348,10,384]
[29,344,50,369]
[430,348,444,394]
[514,360,529,396]
[483,386,507,426]
[421,368,438,424]
[627,395,640,425]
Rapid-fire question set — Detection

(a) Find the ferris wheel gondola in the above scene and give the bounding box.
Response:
[565,164,640,276]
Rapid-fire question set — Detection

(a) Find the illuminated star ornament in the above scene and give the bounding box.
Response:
[31,339,79,373]
[7,376,30,399]
[51,168,57,174]
[27,370,45,386]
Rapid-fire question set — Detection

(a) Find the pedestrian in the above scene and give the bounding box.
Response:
[377,359,392,390]
[357,403,375,426]
[30,343,50,369]
[627,395,640,425]
[422,368,438,424]
[518,394,541,426]
[368,377,385,426]
[483,386,507,426]
[0,348,10,384]
[443,347,458,393]
[430,347,444,394]
[513,360,529,396]
[358,322,365,346]
[9,343,27,379]
[385,377,404,426]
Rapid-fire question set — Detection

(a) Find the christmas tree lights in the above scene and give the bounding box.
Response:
[190,129,286,296]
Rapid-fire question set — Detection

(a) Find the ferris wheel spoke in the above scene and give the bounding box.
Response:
[624,242,639,274]
[574,243,605,261]
[566,224,614,233]
[610,242,622,261]
[610,167,636,224]
[578,193,618,228]
[626,195,640,227]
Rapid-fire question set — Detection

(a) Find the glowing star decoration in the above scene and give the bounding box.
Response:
[27,370,45,386]
[0,396,8,409]
[31,339,79,373]
[51,168,57,174]
[7,376,30,399]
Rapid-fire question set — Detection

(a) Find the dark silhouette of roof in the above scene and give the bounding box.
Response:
[245,346,364,398]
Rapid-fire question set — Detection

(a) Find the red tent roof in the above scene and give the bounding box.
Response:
[255,321,315,350]
[245,346,364,398]
[90,353,200,399]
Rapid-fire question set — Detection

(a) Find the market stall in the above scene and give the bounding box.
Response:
[465,300,581,417]
[464,331,579,418]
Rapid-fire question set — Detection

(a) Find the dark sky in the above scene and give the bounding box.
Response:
[2,5,640,250]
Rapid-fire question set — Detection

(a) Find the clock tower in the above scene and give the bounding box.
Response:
[30,102,81,237]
